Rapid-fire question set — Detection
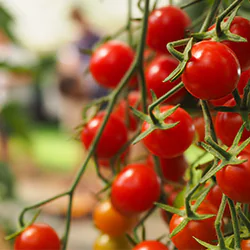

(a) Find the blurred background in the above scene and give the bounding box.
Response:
[0,0,249,249]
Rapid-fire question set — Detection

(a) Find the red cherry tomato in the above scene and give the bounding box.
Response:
[93,199,137,237]
[111,163,161,216]
[241,239,250,250]
[210,68,250,106]
[216,152,250,203]
[81,111,128,159]
[147,154,188,182]
[14,223,60,250]
[142,105,195,158]
[182,41,240,100]
[215,97,250,148]
[90,41,135,88]
[209,16,250,72]
[146,6,191,53]
[145,55,186,104]
[113,91,141,131]
[205,184,231,217]
[133,241,169,250]
[169,202,219,250]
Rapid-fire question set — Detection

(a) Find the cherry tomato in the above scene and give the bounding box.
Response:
[216,152,250,203]
[113,91,141,131]
[145,55,186,104]
[210,16,250,71]
[94,234,132,250]
[146,154,188,182]
[90,41,135,88]
[93,199,137,237]
[111,163,161,216]
[241,239,250,250]
[205,184,230,217]
[169,202,219,250]
[146,6,191,53]
[215,97,250,148]
[81,111,128,159]
[142,105,195,158]
[182,41,240,100]
[133,240,169,250]
[14,223,60,250]
[210,68,250,106]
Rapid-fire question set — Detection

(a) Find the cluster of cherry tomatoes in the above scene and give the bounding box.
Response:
[13,2,250,250]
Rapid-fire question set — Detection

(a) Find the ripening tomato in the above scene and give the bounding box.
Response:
[146,6,191,53]
[216,152,250,203]
[215,97,250,148]
[241,239,250,250]
[146,154,188,182]
[133,241,169,250]
[182,41,240,100]
[93,199,137,237]
[14,223,60,250]
[210,68,250,106]
[142,105,195,158]
[113,91,141,131]
[169,202,219,250]
[94,234,132,250]
[90,41,135,88]
[145,55,186,104]
[205,184,230,217]
[111,163,161,216]
[81,111,128,159]
[209,16,250,71]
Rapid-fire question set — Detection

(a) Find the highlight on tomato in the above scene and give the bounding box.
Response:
[111,163,161,216]
[142,105,195,158]
[93,199,137,237]
[90,40,135,88]
[14,223,61,250]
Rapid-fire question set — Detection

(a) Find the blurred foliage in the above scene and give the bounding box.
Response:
[0,162,15,200]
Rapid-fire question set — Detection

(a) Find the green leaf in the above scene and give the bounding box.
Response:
[132,126,155,144]
[154,202,185,216]
[193,237,218,249]
[170,218,189,237]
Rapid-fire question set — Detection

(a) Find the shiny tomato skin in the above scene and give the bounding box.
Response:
[146,6,191,53]
[147,154,188,182]
[111,163,161,216]
[133,241,169,250]
[145,55,186,104]
[210,68,250,106]
[93,199,137,237]
[142,105,195,158]
[182,41,240,100]
[169,203,218,250]
[113,91,141,131]
[94,234,132,250]
[14,223,60,250]
[81,112,128,159]
[215,97,250,147]
[241,239,250,250]
[90,41,135,88]
[216,153,250,203]
[220,16,250,72]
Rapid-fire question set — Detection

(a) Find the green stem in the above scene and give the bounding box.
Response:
[185,183,200,217]
[242,81,250,110]
[228,198,241,250]
[127,0,133,46]
[215,195,227,249]
[180,0,205,9]
[237,206,250,233]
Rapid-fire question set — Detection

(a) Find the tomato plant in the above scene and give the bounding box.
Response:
[90,41,135,88]
[145,55,186,104]
[133,240,169,250]
[169,202,219,250]
[111,163,161,216]
[93,199,137,237]
[182,41,240,100]
[14,223,61,250]
[81,111,128,159]
[142,105,195,158]
[146,6,191,53]
[216,152,250,203]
